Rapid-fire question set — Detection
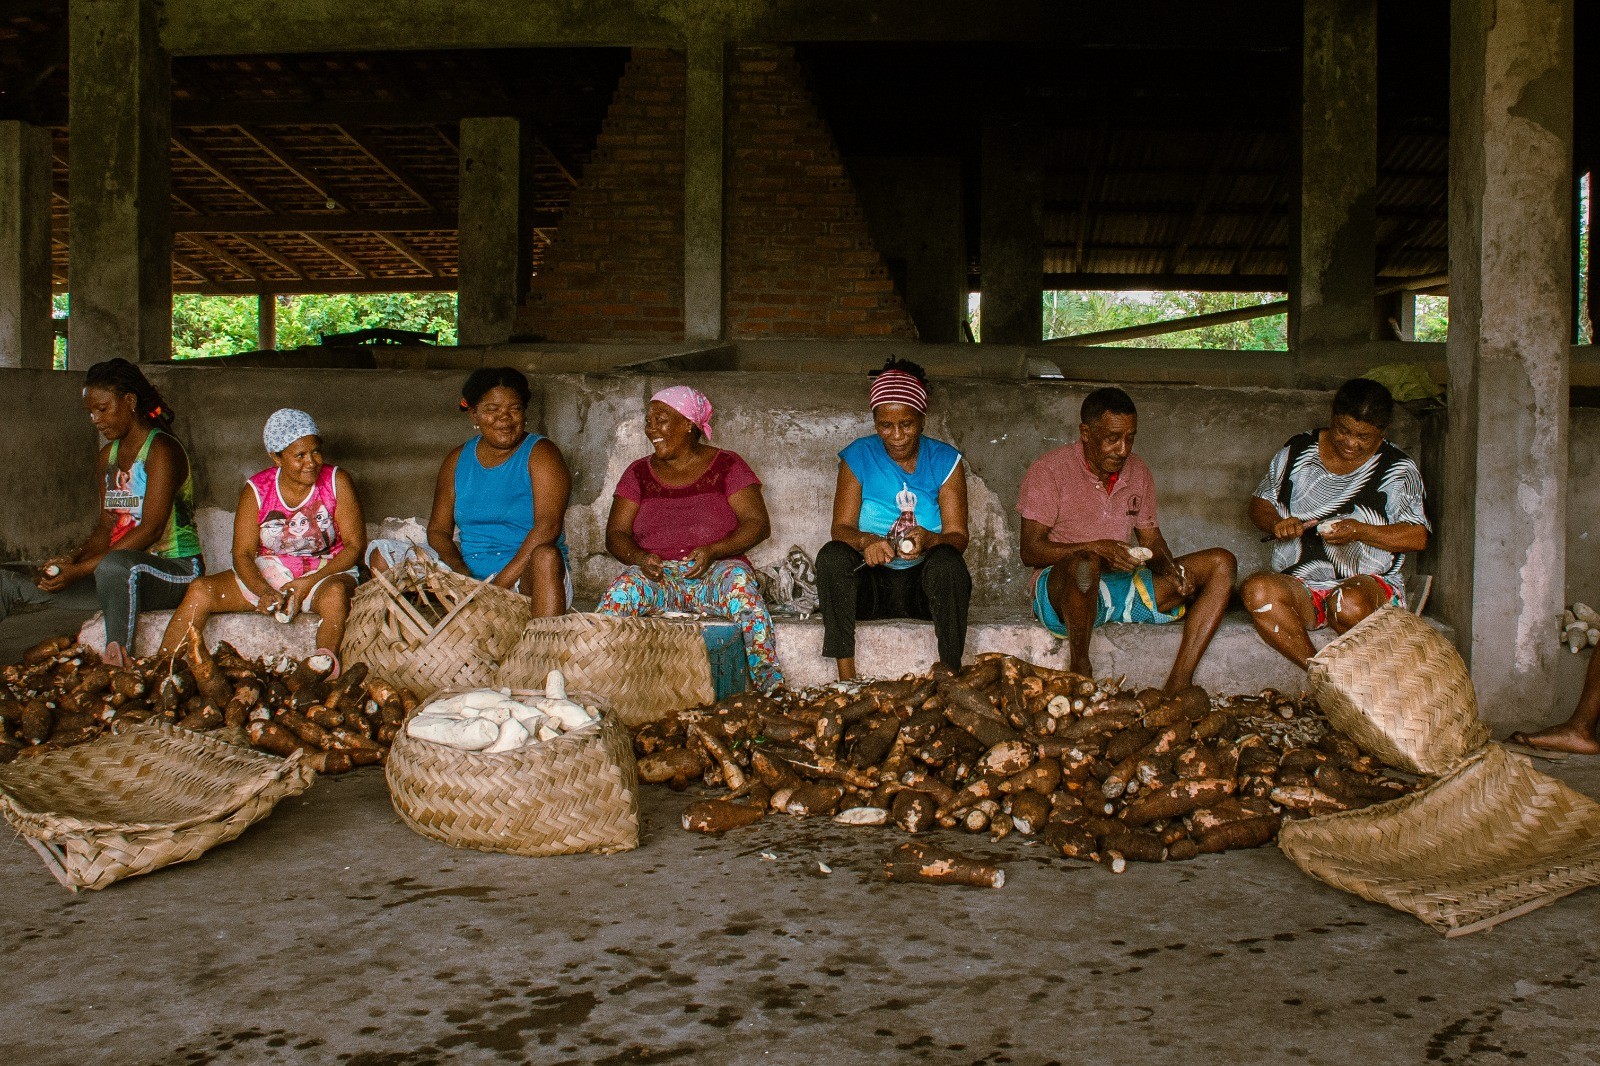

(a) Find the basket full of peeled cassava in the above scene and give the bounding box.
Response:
[384,671,639,857]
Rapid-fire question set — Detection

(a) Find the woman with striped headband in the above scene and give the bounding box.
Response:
[816,358,972,679]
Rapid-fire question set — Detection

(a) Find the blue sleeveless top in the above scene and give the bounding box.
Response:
[454,433,569,579]
[840,434,963,570]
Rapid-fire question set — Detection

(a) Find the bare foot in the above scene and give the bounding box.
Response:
[1508,724,1600,756]
[102,641,129,668]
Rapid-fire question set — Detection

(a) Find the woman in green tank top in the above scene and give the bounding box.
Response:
[0,359,202,666]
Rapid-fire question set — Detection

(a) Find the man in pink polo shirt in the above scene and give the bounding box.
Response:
[1017,387,1236,693]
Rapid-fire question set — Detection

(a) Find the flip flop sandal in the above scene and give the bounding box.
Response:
[1503,732,1572,761]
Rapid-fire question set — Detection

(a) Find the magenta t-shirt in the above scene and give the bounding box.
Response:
[615,449,761,562]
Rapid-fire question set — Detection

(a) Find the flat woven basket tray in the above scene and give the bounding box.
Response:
[0,722,316,892]
[498,613,714,729]
[1279,743,1600,936]
[1308,605,1490,775]
[385,689,639,857]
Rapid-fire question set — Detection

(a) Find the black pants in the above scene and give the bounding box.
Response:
[815,540,972,669]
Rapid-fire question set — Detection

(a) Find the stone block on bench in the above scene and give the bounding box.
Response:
[78,609,320,661]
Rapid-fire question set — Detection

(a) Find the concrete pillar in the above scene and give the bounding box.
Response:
[1291,0,1378,365]
[1441,0,1574,727]
[979,113,1043,345]
[457,117,530,347]
[257,293,276,352]
[683,38,725,343]
[67,0,171,367]
[0,122,53,369]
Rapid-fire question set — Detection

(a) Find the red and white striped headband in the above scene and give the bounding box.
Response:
[869,370,928,413]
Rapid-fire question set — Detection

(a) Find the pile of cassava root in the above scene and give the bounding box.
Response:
[634,653,1424,874]
[0,632,417,773]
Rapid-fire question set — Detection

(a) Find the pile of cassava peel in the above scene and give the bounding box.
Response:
[0,633,416,773]
[634,652,1424,876]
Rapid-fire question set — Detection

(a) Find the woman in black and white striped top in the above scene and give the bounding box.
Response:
[1241,378,1430,668]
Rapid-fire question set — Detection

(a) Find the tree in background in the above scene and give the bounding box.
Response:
[969,290,1287,349]
[170,292,459,360]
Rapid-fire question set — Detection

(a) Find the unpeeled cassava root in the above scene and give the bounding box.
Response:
[0,631,414,772]
[637,654,1421,876]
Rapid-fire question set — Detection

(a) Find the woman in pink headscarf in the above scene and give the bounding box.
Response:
[598,386,784,692]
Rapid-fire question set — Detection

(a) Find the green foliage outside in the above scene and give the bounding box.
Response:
[171,293,459,360]
[51,292,458,366]
[969,290,1288,349]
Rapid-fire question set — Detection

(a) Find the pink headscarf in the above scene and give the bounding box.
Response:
[651,386,714,441]
[869,369,929,413]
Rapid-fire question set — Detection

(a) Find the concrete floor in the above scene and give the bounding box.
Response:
[3,611,1600,1064]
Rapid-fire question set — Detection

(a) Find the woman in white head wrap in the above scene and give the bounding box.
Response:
[155,408,368,673]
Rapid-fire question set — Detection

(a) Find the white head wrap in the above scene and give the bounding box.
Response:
[263,408,319,455]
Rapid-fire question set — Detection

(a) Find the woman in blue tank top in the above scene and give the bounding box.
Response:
[369,368,571,616]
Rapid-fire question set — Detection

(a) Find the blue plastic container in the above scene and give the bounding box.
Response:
[699,622,750,699]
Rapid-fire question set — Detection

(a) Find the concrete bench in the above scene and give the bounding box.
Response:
[81,606,1351,695]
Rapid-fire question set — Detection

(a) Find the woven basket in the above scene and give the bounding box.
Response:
[498,613,715,728]
[0,722,315,892]
[385,689,638,857]
[1307,605,1490,774]
[343,555,531,701]
[1279,743,1600,936]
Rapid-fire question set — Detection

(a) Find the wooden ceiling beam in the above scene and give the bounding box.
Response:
[168,212,474,233]
[376,232,441,277]
[234,126,353,213]
[299,233,369,278]
[172,253,218,285]
[334,125,437,210]
[1165,150,1226,276]
[1072,120,1109,275]
[181,234,260,281]
[172,277,458,297]
[1231,167,1286,276]
[231,234,306,279]
[172,134,279,214]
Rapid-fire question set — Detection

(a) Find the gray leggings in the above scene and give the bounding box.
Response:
[0,551,202,649]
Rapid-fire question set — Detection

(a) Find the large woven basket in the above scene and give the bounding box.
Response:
[343,556,531,701]
[498,613,715,728]
[1279,743,1600,937]
[0,722,315,892]
[385,690,639,857]
[1307,605,1489,774]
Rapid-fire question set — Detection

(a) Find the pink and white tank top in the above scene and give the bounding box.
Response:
[248,465,342,586]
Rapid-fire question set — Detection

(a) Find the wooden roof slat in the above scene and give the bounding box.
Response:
[376,232,440,277]
[298,232,369,278]
[173,212,461,233]
[182,234,259,282]
[172,133,279,215]
[232,234,306,280]
[335,125,437,210]
[234,125,353,213]
[172,253,218,285]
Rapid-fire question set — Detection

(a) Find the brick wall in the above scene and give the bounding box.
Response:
[723,47,917,340]
[516,46,917,342]
[515,49,686,342]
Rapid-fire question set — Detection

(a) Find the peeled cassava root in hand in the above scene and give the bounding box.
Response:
[635,653,1422,872]
[0,631,415,773]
